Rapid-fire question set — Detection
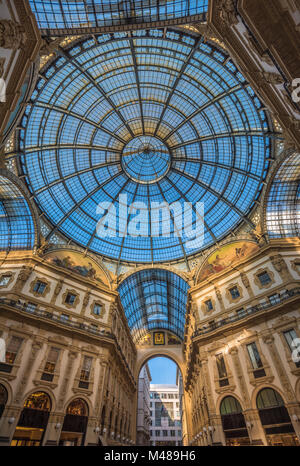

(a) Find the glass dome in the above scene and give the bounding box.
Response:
[19,29,274,264]
[29,0,208,32]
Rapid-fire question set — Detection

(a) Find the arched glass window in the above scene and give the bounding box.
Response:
[0,384,8,419]
[23,392,51,411]
[220,396,243,415]
[257,388,284,410]
[66,399,88,417]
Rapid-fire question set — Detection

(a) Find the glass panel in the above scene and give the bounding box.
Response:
[247,342,263,369]
[216,354,227,379]
[220,396,242,415]
[19,30,275,264]
[29,1,208,32]
[257,388,284,409]
[118,268,189,341]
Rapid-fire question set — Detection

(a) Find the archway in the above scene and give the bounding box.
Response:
[0,384,8,420]
[220,396,250,446]
[257,388,299,446]
[136,355,185,447]
[11,392,51,446]
[59,398,89,446]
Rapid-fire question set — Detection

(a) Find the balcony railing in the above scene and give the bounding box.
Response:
[0,298,135,384]
[192,287,300,339]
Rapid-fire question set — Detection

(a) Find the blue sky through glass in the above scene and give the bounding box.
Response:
[19,29,275,264]
[148,357,177,385]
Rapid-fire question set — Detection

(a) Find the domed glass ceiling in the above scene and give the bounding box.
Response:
[19,29,274,264]
[29,0,208,33]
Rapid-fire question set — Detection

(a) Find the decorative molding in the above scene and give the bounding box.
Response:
[253,267,276,290]
[61,289,80,309]
[225,283,244,304]
[90,300,106,320]
[29,277,51,298]
[0,19,25,49]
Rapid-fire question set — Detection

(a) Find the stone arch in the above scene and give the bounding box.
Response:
[21,387,55,412]
[250,383,288,410]
[0,380,13,406]
[135,349,185,380]
[63,395,91,417]
[216,393,246,415]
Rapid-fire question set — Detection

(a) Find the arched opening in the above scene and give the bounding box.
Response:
[257,388,299,446]
[59,398,89,446]
[11,392,51,446]
[137,356,184,447]
[220,396,250,446]
[0,384,8,419]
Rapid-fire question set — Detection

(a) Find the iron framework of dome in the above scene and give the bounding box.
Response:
[0,175,35,251]
[118,269,189,341]
[18,29,275,264]
[29,0,208,34]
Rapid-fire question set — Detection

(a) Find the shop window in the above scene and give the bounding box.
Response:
[220,396,249,446]
[256,388,298,445]
[60,399,88,446]
[11,392,51,446]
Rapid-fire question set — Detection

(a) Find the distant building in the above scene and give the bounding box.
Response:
[149,384,182,446]
[136,364,152,445]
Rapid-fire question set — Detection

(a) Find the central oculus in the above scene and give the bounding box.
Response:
[121,136,171,184]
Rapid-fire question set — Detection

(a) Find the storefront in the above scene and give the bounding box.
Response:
[257,388,299,446]
[11,392,51,446]
[220,396,250,446]
[59,399,88,446]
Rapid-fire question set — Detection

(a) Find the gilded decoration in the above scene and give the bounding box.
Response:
[153,332,165,346]
[197,241,259,283]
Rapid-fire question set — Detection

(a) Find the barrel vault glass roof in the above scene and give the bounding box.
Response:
[0,176,35,251]
[266,152,300,238]
[118,269,189,342]
[19,29,275,264]
[29,1,208,34]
